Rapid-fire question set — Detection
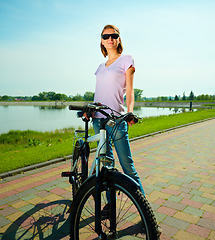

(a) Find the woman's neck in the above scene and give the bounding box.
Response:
[107,50,121,61]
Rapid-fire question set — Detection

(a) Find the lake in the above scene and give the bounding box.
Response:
[0,105,190,134]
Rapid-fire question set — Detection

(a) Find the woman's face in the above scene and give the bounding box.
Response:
[101,28,121,52]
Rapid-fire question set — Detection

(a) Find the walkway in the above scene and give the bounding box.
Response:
[0,119,215,239]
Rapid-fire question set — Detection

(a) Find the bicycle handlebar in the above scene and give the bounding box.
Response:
[69,104,86,111]
[69,102,141,123]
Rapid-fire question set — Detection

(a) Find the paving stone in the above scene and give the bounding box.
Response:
[168,180,183,186]
[168,195,182,203]
[162,175,176,180]
[149,202,160,211]
[36,190,51,198]
[163,200,186,211]
[154,212,166,222]
[201,183,214,188]
[2,195,20,203]
[5,227,33,239]
[183,206,204,217]
[189,189,204,196]
[174,229,205,240]
[197,218,215,231]
[178,192,193,199]
[186,224,210,238]
[191,195,213,205]
[208,230,215,240]
[0,206,18,217]
[154,182,170,188]
[201,204,215,213]
[156,206,177,216]
[144,188,153,195]
[55,182,71,189]
[0,216,11,227]
[174,212,200,224]
[154,198,166,205]
[180,198,203,208]
[161,188,181,196]
[21,194,38,201]
[49,187,68,195]
[0,199,7,207]
[34,182,56,191]
[145,184,163,192]
[162,216,190,230]
[159,223,179,238]
[18,204,35,213]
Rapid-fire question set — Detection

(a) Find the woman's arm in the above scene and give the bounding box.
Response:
[126,66,135,126]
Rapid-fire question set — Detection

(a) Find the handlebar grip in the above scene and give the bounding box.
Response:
[124,113,140,123]
[69,104,85,111]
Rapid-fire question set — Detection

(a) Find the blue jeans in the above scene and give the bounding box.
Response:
[93,118,145,197]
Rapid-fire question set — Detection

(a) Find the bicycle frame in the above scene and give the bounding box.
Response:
[71,120,108,178]
[73,118,116,237]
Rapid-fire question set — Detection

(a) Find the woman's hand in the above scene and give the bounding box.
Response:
[83,112,89,120]
[128,119,136,127]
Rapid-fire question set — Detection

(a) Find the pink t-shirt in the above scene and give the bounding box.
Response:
[93,54,135,118]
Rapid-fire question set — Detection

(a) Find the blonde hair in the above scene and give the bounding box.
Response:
[100,24,123,57]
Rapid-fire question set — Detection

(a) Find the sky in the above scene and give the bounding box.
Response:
[0,0,215,98]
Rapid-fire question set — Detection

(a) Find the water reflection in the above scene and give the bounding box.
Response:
[170,108,195,113]
[37,106,67,110]
[0,106,196,134]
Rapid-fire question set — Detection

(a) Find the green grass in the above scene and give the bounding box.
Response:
[202,104,215,107]
[128,108,215,138]
[1,109,215,174]
[0,127,96,174]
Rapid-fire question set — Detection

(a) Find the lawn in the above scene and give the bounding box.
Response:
[1,109,215,174]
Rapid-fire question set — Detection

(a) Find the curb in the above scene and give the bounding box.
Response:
[1,117,215,179]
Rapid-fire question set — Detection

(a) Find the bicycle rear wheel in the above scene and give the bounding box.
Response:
[72,139,89,197]
[70,172,160,239]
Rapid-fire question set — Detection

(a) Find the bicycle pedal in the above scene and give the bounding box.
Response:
[61,172,72,177]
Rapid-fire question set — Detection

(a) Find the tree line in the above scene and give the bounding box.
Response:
[0,90,214,102]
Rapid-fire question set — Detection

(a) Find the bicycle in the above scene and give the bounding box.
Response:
[62,102,161,239]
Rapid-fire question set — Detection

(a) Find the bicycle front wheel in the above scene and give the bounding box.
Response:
[70,172,160,239]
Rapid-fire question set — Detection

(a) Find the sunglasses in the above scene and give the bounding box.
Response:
[101,33,119,40]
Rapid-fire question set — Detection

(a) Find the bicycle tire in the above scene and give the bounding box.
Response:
[70,171,160,239]
[72,139,89,198]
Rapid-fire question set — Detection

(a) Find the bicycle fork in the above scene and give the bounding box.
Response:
[95,165,117,238]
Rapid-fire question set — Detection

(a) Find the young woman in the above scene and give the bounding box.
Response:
[92,24,145,203]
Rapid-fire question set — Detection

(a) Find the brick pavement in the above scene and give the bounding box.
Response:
[0,119,215,239]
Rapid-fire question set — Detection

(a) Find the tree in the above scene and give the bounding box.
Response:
[47,91,56,101]
[174,95,179,101]
[161,96,168,101]
[188,91,194,100]
[54,93,63,100]
[1,95,10,101]
[38,92,48,101]
[134,89,143,101]
[182,92,186,101]
[83,92,94,101]
[72,94,83,101]
[32,95,40,101]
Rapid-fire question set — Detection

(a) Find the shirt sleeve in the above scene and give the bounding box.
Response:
[124,55,135,72]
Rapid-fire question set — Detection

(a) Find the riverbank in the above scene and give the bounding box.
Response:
[1,108,215,175]
[1,101,215,108]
